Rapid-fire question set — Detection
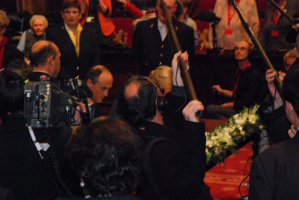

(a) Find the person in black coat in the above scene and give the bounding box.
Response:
[132,0,194,76]
[206,41,261,118]
[116,51,212,200]
[249,64,299,199]
[46,0,101,79]
[0,69,74,199]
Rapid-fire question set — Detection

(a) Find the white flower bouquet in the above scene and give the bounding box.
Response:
[206,104,263,165]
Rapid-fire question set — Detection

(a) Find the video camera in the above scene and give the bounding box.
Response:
[23,77,81,128]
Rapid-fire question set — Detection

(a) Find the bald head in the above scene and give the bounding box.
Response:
[30,40,61,78]
[125,80,140,99]
[30,41,59,66]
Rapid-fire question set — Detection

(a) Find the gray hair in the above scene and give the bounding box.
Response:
[29,15,48,28]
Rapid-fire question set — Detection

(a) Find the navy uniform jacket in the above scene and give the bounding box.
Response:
[46,24,101,79]
[133,17,194,76]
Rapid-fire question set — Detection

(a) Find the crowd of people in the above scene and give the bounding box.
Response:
[1,0,299,199]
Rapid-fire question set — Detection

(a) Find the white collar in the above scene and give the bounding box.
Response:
[64,23,83,33]
[157,18,166,28]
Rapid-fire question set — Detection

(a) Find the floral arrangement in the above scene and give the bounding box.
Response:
[205,104,263,165]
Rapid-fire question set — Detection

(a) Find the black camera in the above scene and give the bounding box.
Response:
[24,80,75,128]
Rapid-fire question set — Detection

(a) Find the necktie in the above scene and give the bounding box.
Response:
[90,104,95,120]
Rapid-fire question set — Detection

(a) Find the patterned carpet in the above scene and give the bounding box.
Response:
[204,142,253,200]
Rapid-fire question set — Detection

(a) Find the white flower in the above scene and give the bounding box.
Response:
[205,104,263,164]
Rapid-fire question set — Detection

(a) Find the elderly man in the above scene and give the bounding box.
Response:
[207,41,261,118]
[46,0,101,79]
[132,0,194,76]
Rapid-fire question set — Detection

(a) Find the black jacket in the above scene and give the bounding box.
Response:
[46,24,101,79]
[0,114,73,200]
[133,17,194,76]
[249,131,299,199]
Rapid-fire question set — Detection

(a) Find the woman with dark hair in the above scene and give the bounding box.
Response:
[64,118,143,199]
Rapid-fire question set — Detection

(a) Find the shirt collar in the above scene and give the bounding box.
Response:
[157,18,166,29]
[64,23,83,33]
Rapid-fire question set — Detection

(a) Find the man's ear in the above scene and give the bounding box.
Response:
[48,55,54,67]
[86,78,93,87]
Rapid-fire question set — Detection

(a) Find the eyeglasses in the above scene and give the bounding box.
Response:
[234,47,248,51]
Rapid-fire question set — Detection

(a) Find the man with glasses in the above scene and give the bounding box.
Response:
[206,41,261,118]
[47,0,101,80]
[132,0,194,76]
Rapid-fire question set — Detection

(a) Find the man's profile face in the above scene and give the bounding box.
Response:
[234,41,250,62]
[156,0,177,24]
[61,7,81,28]
[52,45,61,78]
[87,71,113,103]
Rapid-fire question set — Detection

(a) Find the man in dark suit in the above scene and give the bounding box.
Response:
[249,65,299,199]
[27,40,62,87]
[132,0,194,76]
[84,65,113,121]
[27,40,61,84]
[46,0,101,79]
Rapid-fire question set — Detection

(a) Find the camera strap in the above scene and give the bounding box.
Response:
[28,126,50,159]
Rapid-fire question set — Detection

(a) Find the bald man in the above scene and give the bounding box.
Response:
[28,40,62,87]
[84,65,113,120]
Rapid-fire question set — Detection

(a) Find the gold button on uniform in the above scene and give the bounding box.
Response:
[159,62,162,65]
[160,54,163,57]
[76,67,79,70]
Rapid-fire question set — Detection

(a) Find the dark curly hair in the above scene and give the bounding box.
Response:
[66,118,143,197]
[0,69,25,117]
[283,66,299,117]
[116,77,158,127]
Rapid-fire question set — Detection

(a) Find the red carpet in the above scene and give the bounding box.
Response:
[204,142,253,200]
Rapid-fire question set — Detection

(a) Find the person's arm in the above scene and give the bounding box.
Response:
[17,31,27,52]
[70,101,88,129]
[265,69,285,109]
[118,0,144,18]
[212,84,233,98]
[151,118,208,199]
[171,51,189,87]
[98,0,112,16]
